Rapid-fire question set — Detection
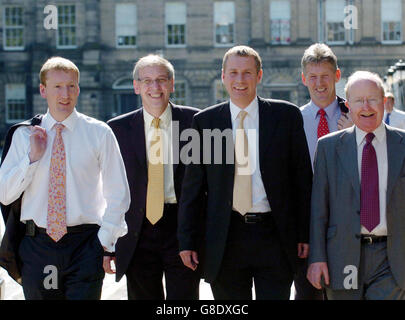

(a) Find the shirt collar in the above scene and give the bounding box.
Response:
[229,97,259,122]
[308,98,339,120]
[42,108,78,132]
[143,104,172,129]
[355,121,386,147]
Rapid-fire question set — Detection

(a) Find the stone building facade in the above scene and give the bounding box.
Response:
[0,0,404,145]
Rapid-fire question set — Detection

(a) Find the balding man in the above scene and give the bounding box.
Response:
[307,71,405,300]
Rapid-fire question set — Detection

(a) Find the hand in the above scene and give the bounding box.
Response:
[29,125,47,163]
[307,262,330,289]
[103,256,116,274]
[297,243,309,259]
[179,250,199,271]
[337,113,353,130]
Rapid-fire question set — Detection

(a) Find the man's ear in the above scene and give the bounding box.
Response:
[39,83,46,98]
[301,72,307,86]
[335,68,341,83]
[133,79,140,95]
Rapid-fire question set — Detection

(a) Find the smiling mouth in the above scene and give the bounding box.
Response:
[233,86,247,91]
[360,113,375,118]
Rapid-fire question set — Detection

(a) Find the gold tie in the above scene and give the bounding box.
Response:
[233,111,252,215]
[146,118,164,225]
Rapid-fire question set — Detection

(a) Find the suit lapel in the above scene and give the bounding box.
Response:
[130,108,147,177]
[386,126,405,202]
[336,127,360,204]
[171,102,182,175]
[258,97,277,167]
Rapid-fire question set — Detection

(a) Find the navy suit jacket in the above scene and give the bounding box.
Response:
[107,102,200,281]
[178,97,313,282]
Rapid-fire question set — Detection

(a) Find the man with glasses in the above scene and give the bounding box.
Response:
[307,71,405,299]
[107,54,202,299]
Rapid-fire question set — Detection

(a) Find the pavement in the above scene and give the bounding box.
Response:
[1,270,216,300]
[2,268,295,300]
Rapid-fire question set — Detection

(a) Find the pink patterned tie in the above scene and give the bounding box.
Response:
[317,109,329,138]
[360,133,380,232]
[47,123,67,242]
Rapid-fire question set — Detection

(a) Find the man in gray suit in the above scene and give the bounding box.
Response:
[307,70,405,300]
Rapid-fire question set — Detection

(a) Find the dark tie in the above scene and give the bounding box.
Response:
[317,109,329,138]
[385,113,391,125]
[360,133,380,232]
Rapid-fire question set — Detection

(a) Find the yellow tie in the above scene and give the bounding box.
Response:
[146,118,164,225]
[233,111,252,215]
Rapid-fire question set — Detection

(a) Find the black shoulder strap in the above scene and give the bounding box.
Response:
[0,114,43,222]
[337,96,349,114]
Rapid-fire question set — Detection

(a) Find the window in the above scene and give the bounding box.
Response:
[214,80,229,104]
[57,5,76,48]
[171,80,187,105]
[116,4,137,47]
[325,0,345,43]
[214,2,235,46]
[6,84,26,123]
[3,6,24,50]
[166,2,186,47]
[319,0,354,44]
[270,1,291,44]
[381,0,402,43]
[112,78,140,117]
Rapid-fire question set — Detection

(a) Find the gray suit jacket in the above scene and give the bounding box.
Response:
[309,124,405,290]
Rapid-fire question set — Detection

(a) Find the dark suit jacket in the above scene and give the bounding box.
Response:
[309,125,405,290]
[0,115,43,284]
[107,102,200,282]
[178,96,313,283]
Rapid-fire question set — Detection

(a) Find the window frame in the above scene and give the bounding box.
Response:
[56,4,77,49]
[3,6,25,51]
[213,1,235,47]
[115,3,137,48]
[270,0,291,45]
[5,83,26,124]
[381,0,402,44]
[165,2,187,48]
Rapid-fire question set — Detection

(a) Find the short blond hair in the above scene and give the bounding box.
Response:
[39,57,80,85]
[222,45,262,73]
[344,71,385,99]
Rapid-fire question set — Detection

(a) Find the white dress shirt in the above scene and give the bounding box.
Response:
[355,122,388,236]
[229,97,271,213]
[143,105,177,203]
[384,108,405,130]
[0,109,130,251]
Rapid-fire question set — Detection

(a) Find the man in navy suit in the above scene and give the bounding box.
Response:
[107,55,201,299]
[178,46,312,299]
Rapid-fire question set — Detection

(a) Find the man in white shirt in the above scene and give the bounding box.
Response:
[0,57,130,299]
[383,92,405,129]
[307,71,405,299]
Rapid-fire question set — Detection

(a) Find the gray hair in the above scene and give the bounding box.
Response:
[132,54,175,80]
[344,71,385,99]
[301,43,338,73]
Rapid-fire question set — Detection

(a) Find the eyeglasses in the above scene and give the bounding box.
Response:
[138,78,170,86]
[349,97,383,107]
